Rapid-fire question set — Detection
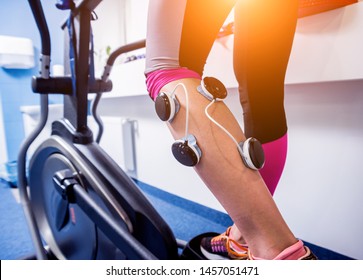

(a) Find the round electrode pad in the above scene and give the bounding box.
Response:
[171,135,201,167]
[201,77,227,100]
[155,92,179,122]
[238,138,265,170]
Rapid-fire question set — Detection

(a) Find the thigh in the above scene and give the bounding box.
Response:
[179,0,237,75]
[233,0,299,142]
[145,0,188,74]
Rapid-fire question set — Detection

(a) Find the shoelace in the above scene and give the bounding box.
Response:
[210,227,249,259]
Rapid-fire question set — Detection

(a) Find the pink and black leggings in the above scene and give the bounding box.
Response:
[145,0,299,195]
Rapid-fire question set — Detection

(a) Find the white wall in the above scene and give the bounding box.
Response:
[124,0,149,43]
[276,80,363,260]
[92,0,128,74]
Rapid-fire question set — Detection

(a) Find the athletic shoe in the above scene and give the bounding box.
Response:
[200,227,248,260]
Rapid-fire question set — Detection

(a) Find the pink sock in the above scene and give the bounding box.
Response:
[145,67,201,100]
[259,133,288,195]
[273,240,307,260]
[250,240,307,260]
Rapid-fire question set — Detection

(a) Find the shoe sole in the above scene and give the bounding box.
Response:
[200,245,230,260]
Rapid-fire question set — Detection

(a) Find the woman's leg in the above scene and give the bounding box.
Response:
[146,0,308,259]
[160,78,298,259]
[233,0,299,196]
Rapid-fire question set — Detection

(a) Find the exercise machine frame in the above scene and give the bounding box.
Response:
[17,0,199,260]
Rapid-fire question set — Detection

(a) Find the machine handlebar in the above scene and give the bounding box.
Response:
[28,0,51,56]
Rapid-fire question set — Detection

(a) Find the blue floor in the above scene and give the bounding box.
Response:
[0,178,353,260]
[0,179,34,259]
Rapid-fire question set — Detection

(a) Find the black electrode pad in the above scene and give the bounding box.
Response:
[202,77,227,100]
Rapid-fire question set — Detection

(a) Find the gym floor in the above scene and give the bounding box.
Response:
[0,178,354,260]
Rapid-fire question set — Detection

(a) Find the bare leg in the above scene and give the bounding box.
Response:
[228,0,299,248]
[160,78,297,259]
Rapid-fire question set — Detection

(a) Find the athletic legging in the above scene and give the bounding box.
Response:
[145,0,299,195]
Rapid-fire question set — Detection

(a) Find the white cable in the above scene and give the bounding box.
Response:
[169,83,241,153]
[171,83,189,139]
[205,99,244,155]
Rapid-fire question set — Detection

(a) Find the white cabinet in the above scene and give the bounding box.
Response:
[286,2,363,84]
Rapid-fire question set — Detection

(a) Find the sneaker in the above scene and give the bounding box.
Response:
[200,227,248,260]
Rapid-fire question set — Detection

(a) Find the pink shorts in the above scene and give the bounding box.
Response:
[146,68,201,101]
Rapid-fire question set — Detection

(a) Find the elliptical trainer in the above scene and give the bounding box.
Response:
[17,0,180,260]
